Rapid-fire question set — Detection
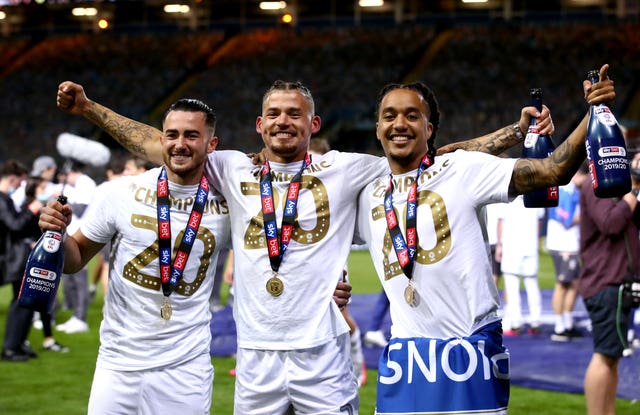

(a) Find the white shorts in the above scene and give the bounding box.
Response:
[88,353,213,415]
[500,254,538,277]
[234,333,358,415]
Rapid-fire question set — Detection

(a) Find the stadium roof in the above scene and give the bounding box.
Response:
[0,0,634,35]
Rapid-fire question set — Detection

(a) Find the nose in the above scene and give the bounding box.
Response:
[275,113,291,126]
[174,135,188,147]
[392,114,409,130]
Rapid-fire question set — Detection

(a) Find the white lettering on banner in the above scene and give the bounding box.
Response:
[380,343,403,384]
[491,352,510,380]
[441,340,477,381]
[408,339,436,383]
[380,339,510,385]
[477,340,491,380]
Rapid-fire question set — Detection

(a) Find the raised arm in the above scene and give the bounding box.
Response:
[436,105,554,156]
[509,64,615,196]
[57,81,164,165]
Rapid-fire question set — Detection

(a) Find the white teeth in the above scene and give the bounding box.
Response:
[391,136,410,142]
[275,132,293,138]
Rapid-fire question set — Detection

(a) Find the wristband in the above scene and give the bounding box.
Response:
[511,123,524,141]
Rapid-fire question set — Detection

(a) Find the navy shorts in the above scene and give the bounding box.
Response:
[584,286,632,357]
[549,251,580,284]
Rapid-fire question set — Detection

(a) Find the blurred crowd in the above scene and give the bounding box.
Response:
[0,19,638,176]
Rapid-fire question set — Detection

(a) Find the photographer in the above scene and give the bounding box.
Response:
[578,150,640,415]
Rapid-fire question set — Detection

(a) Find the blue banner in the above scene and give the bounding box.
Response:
[376,322,510,414]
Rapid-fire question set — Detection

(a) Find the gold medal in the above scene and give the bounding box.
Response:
[266,274,284,297]
[404,284,415,305]
[160,297,172,320]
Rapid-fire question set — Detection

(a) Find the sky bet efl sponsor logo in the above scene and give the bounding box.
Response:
[406,200,416,220]
[265,221,279,256]
[174,251,188,271]
[262,184,274,213]
[183,227,197,244]
[196,186,208,204]
[285,199,296,216]
[29,267,57,281]
[158,180,169,197]
[598,146,626,158]
[188,211,202,229]
[594,106,618,126]
[161,264,170,281]
[281,224,293,242]
[385,211,397,228]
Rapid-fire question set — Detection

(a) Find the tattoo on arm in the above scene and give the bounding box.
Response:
[510,116,588,196]
[436,126,521,156]
[83,102,163,163]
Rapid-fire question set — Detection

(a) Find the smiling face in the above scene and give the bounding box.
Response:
[160,110,217,185]
[256,89,321,164]
[376,88,433,174]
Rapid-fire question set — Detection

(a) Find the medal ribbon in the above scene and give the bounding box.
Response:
[157,167,209,297]
[259,153,312,273]
[384,153,433,280]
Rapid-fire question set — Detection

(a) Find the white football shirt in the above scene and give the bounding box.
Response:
[205,150,388,349]
[357,150,517,339]
[81,168,231,370]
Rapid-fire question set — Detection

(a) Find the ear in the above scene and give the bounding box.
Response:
[207,136,218,154]
[311,115,322,134]
[426,121,433,137]
[256,116,263,135]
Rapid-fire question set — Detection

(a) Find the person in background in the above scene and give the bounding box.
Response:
[497,195,544,336]
[355,65,615,414]
[0,160,43,361]
[363,290,390,348]
[209,247,232,312]
[24,177,70,353]
[627,152,640,349]
[123,155,157,176]
[579,148,639,415]
[55,161,97,334]
[21,156,63,338]
[89,154,127,300]
[547,164,588,341]
[485,202,506,303]
[11,155,58,209]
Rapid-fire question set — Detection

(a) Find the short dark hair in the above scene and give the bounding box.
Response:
[164,98,217,134]
[1,159,28,178]
[376,82,440,160]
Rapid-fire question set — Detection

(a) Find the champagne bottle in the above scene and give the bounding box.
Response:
[18,195,67,313]
[585,70,631,198]
[522,88,559,207]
